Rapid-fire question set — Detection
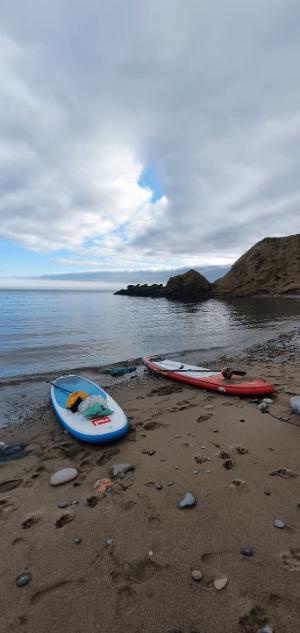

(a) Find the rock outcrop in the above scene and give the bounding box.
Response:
[114,270,211,300]
[213,234,300,296]
[115,234,300,299]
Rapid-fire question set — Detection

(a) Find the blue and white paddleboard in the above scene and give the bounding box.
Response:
[50,375,128,444]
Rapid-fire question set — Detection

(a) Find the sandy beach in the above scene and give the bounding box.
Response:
[0,334,299,633]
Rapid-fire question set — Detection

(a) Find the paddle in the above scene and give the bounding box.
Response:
[152,364,246,377]
[50,382,74,394]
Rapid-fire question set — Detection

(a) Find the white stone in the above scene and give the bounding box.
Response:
[50,468,78,486]
[214,576,228,591]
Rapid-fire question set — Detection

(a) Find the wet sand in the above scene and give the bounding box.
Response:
[0,337,300,633]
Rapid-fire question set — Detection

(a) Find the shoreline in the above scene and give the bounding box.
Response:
[0,331,299,632]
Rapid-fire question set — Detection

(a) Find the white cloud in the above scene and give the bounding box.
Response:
[0,1,299,273]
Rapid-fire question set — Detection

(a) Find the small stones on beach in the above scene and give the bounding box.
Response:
[191,569,202,581]
[109,463,135,479]
[16,573,32,587]
[50,468,78,486]
[105,538,113,546]
[264,489,271,496]
[177,492,196,509]
[204,404,214,410]
[269,467,297,478]
[193,470,199,475]
[214,576,228,591]
[148,550,154,559]
[258,626,273,633]
[258,402,269,413]
[57,501,68,509]
[73,537,81,544]
[240,547,254,557]
[175,434,181,438]
[167,481,174,486]
[273,519,285,529]
[156,484,163,490]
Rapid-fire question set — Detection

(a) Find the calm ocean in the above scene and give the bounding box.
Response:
[0,290,300,379]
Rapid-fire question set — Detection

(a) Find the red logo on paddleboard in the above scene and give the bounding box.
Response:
[90,416,110,426]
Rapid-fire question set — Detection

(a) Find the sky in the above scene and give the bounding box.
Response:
[0,1,299,289]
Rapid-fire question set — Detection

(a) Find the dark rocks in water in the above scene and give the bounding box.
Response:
[109,463,135,479]
[0,443,30,464]
[114,270,211,300]
[177,492,196,509]
[16,573,32,587]
[164,269,211,300]
[240,547,254,557]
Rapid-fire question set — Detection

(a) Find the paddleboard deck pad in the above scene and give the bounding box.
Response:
[51,375,128,443]
[143,357,274,396]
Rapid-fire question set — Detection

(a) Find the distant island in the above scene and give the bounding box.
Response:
[114,234,300,299]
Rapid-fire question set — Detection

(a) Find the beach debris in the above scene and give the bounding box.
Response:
[240,547,254,557]
[57,501,68,509]
[214,576,228,591]
[270,467,297,478]
[109,463,135,479]
[258,401,269,413]
[142,449,156,456]
[93,478,113,495]
[177,492,196,509]
[110,365,136,377]
[21,512,41,529]
[217,449,231,460]
[191,569,202,581]
[229,444,248,455]
[290,395,300,414]
[73,537,81,544]
[0,442,32,464]
[16,573,32,588]
[230,478,246,488]
[273,518,285,529]
[223,459,234,470]
[55,511,75,528]
[50,468,78,486]
[194,455,209,464]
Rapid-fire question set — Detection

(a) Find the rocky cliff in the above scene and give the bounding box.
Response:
[213,234,300,296]
[115,234,300,299]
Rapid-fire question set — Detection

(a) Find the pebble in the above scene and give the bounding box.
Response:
[178,492,196,509]
[201,445,206,449]
[148,550,154,559]
[106,538,113,546]
[191,569,202,581]
[258,626,273,633]
[193,470,199,475]
[175,466,180,470]
[50,468,78,486]
[167,481,174,486]
[205,470,211,473]
[57,501,68,509]
[214,576,228,591]
[240,547,254,557]
[156,484,163,490]
[258,402,269,413]
[273,519,285,529]
[204,405,214,410]
[71,500,79,505]
[262,398,273,405]
[175,434,181,438]
[109,464,135,478]
[264,489,271,496]
[73,537,81,544]
[16,573,32,587]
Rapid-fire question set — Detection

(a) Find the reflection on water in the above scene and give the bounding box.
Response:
[0,290,299,378]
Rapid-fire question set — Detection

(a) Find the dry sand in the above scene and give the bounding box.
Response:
[0,338,300,633]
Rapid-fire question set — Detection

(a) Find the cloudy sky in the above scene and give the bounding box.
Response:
[0,1,299,288]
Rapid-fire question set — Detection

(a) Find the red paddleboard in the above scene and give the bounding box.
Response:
[143,357,274,396]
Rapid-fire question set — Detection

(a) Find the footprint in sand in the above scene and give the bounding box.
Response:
[54,510,75,528]
[278,547,300,572]
[22,511,42,529]
[238,605,270,633]
[0,478,22,493]
[196,414,213,423]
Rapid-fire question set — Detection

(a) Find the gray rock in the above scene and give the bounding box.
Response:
[16,573,32,587]
[178,492,196,509]
[106,538,113,546]
[73,537,81,544]
[191,569,202,581]
[214,576,228,591]
[273,518,285,529]
[240,547,254,557]
[57,501,68,509]
[109,463,135,479]
[50,468,78,486]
